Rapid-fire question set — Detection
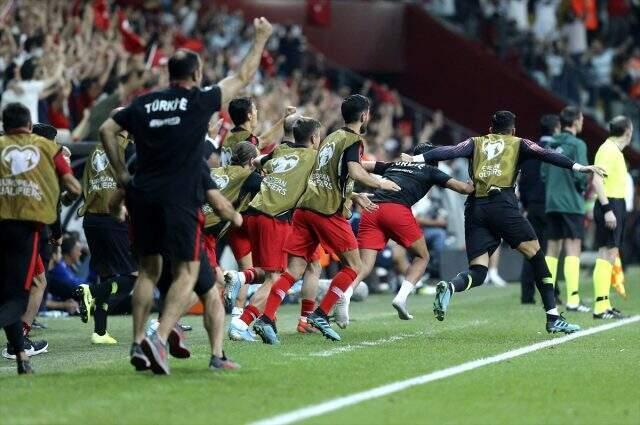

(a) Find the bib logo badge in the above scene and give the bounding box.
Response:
[2,145,41,176]
[212,174,229,190]
[91,150,110,173]
[482,139,505,161]
[271,154,299,173]
[317,142,335,171]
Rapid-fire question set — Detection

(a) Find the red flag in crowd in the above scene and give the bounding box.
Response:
[93,0,110,31]
[118,10,146,54]
[173,33,204,52]
[307,0,331,27]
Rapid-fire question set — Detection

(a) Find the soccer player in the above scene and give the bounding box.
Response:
[336,143,474,326]
[590,116,633,319]
[251,94,401,343]
[519,114,560,304]
[0,103,81,374]
[405,111,605,334]
[541,106,590,313]
[99,17,273,375]
[224,117,324,341]
[76,108,138,344]
[220,97,295,165]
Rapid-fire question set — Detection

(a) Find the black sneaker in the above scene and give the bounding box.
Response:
[17,360,34,374]
[130,343,150,371]
[566,304,591,313]
[609,308,626,319]
[31,319,47,330]
[178,322,193,332]
[2,337,48,360]
[593,310,617,320]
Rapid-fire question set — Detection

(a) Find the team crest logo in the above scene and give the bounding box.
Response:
[316,142,335,171]
[1,144,41,176]
[482,139,505,161]
[91,150,110,173]
[271,154,299,173]
[221,146,232,166]
[212,173,229,190]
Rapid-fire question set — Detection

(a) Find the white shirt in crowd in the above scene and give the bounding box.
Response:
[561,20,588,55]
[0,79,46,122]
[533,0,560,42]
[590,49,615,86]
[508,0,529,31]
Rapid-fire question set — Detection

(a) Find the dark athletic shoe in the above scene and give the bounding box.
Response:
[140,333,170,375]
[130,343,150,371]
[253,317,280,345]
[546,314,580,334]
[566,304,591,313]
[433,281,453,322]
[307,311,341,341]
[17,360,34,374]
[167,325,191,359]
[178,322,193,332]
[31,319,47,330]
[2,337,48,360]
[209,352,240,370]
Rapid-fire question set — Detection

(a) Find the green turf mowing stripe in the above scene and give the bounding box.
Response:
[251,316,640,425]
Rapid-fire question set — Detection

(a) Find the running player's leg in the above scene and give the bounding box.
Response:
[21,271,46,336]
[392,237,429,320]
[157,260,200,343]
[132,256,162,344]
[231,271,279,341]
[232,253,252,313]
[335,248,377,329]
[298,260,321,333]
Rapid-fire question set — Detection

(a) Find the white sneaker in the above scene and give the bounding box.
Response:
[488,269,507,287]
[228,317,257,342]
[391,297,414,320]
[231,307,243,319]
[335,287,353,329]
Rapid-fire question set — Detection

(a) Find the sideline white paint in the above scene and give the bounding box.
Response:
[251,316,640,425]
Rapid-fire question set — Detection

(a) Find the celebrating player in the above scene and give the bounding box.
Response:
[405,111,605,334]
[335,143,474,328]
[251,94,401,343]
[98,17,273,375]
[590,116,633,319]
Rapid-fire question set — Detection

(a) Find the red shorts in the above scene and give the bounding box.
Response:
[228,219,252,260]
[34,255,45,276]
[202,233,218,268]
[245,214,291,272]
[285,209,358,261]
[358,203,423,250]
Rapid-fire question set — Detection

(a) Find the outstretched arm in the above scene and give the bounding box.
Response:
[520,139,606,177]
[218,18,273,105]
[100,118,130,186]
[446,178,474,195]
[404,138,474,163]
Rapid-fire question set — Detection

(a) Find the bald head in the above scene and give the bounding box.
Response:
[168,49,201,82]
[283,114,301,139]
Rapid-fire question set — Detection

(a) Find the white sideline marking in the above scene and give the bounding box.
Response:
[251,316,640,425]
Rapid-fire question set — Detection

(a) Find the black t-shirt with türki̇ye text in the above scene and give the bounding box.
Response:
[113,84,222,206]
[371,161,452,207]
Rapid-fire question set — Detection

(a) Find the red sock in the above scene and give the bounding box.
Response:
[319,267,357,315]
[22,322,30,337]
[263,272,296,321]
[239,304,260,326]
[300,299,315,318]
[242,267,257,284]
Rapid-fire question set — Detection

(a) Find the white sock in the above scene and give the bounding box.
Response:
[231,306,243,317]
[394,280,414,303]
[230,316,247,330]
[344,285,354,300]
[546,308,559,316]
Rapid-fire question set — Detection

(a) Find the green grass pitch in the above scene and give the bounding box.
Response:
[1,269,638,425]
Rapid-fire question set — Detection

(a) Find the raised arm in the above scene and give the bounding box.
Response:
[258,106,296,150]
[218,18,273,105]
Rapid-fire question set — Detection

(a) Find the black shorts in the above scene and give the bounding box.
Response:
[464,191,537,261]
[156,247,215,298]
[594,198,627,249]
[83,213,137,278]
[546,212,584,240]
[126,189,204,262]
[0,220,41,327]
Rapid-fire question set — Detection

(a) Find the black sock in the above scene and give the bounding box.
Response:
[528,250,556,314]
[450,265,488,292]
[94,302,108,336]
[4,321,24,352]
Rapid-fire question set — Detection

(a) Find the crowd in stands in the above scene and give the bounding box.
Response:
[424,0,640,142]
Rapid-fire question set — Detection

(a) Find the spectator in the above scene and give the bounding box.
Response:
[47,236,85,302]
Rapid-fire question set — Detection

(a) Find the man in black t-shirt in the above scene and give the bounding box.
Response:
[337,143,474,326]
[99,17,273,375]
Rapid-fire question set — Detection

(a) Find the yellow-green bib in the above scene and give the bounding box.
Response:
[249,143,317,217]
[203,165,253,228]
[0,133,61,224]
[471,134,521,197]
[297,129,361,215]
[220,129,251,166]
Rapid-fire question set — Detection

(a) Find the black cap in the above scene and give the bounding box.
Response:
[32,123,58,141]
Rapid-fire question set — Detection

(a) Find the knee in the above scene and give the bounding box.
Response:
[518,240,540,259]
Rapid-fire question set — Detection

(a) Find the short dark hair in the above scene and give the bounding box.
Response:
[168,49,200,81]
[609,115,632,137]
[539,114,560,136]
[341,94,370,124]
[293,117,321,145]
[283,114,299,135]
[230,141,258,166]
[61,235,78,256]
[490,110,516,134]
[559,106,582,128]
[32,123,57,141]
[228,97,253,127]
[2,102,32,131]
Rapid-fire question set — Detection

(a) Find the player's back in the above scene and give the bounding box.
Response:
[470,133,522,198]
[371,162,451,207]
[113,85,222,205]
